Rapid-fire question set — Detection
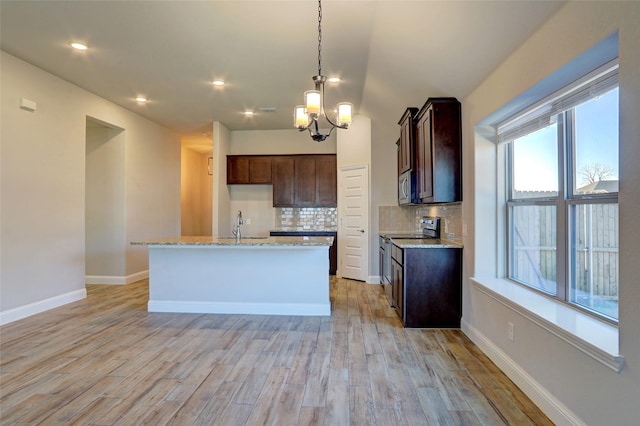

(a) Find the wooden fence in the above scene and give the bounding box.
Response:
[511,203,619,302]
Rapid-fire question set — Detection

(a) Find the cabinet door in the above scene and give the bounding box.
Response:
[399,118,412,174]
[272,157,295,206]
[417,107,433,201]
[397,108,418,175]
[431,101,462,203]
[392,258,404,322]
[294,156,317,206]
[249,157,272,183]
[227,156,250,184]
[315,155,337,206]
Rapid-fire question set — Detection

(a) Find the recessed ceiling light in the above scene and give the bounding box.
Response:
[135,96,148,103]
[212,80,225,86]
[242,111,254,116]
[71,42,87,51]
[328,77,341,83]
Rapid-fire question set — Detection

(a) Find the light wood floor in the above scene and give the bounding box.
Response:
[0,277,552,425]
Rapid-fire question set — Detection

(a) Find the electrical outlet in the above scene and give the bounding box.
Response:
[462,223,468,236]
[507,322,515,342]
[245,218,251,225]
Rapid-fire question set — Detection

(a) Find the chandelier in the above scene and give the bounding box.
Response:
[294,0,353,142]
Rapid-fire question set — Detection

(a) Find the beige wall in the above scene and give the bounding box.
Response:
[181,146,212,236]
[0,51,181,316]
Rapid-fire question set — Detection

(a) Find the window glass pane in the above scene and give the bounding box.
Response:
[574,88,619,195]
[570,203,619,320]
[511,123,558,199]
[510,205,557,295]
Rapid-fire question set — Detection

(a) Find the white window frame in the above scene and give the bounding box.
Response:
[501,60,619,323]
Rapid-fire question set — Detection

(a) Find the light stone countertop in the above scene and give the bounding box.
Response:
[270,228,337,233]
[391,238,463,249]
[131,235,334,247]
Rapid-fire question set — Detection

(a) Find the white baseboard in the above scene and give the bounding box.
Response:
[461,318,586,426]
[148,300,331,316]
[85,269,148,285]
[0,288,87,326]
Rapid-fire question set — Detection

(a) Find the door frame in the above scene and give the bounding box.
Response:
[337,163,370,282]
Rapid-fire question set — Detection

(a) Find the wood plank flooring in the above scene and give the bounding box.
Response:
[0,277,553,425]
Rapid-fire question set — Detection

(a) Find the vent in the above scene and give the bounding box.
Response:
[258,107,277,113]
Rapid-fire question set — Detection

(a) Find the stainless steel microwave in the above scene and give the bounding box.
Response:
[398,170,416,205]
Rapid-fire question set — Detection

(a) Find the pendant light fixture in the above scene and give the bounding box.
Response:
[294,0,353,142]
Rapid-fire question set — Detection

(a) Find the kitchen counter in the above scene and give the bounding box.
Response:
[270,228,337,233]
[379,232,463,249]
[391,238,463,249]
[132,235,332,316]
[268,230,338,275]
[132,235,333,247]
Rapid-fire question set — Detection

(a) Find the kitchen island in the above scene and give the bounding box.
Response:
[132,236,333,316]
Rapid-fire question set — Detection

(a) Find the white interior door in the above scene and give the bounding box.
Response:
[338,164,369,282]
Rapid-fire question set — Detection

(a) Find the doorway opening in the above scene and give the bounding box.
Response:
[85,116,125,284]
[180,135,213,236]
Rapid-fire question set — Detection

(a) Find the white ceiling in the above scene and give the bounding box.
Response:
[1,0,565,143]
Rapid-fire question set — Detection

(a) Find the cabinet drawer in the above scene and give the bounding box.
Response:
[391,244,403,264]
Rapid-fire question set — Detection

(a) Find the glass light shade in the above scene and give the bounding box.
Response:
[337,102,353,127]
[294,105,309,129]
[305,90,321,117]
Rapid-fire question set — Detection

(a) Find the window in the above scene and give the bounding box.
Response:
[500,60,619,321]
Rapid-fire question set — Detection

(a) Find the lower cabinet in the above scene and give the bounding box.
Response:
[391,244,462,328]
[269,231,337,275]
[391,248,404,318]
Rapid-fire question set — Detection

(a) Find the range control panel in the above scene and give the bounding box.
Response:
[421,216,441,239]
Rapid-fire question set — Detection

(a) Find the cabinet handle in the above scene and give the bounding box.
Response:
[358,229,365,233]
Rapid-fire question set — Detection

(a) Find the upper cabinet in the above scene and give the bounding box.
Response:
[271,154,337,208]
[314,155,337,206]
[227,155,272,184]
[414,98,462,203]
[397,107,419,175]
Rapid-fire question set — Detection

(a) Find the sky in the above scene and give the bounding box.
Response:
[512,88,619,192]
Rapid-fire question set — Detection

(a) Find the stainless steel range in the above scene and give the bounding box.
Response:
[379,216,441,306]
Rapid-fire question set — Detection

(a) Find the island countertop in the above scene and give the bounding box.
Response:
[131,235,334,247]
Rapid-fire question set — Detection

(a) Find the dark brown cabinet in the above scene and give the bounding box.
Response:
[414,98,462,203]
[294,156,317,205]
[271,156,295,205]
[270,230,337,275]
[272,155,336,207]
[391,244,462,328]
[397,108,419,175]
[227,155,272,184]
[227,154,336,207]
[391,244,404,319]
[315,155,337,205]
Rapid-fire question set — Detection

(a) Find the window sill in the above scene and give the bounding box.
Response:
[470,276,623,372]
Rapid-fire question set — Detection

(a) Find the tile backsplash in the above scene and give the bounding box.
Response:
[276,207,337,230]
[379,203,463,242]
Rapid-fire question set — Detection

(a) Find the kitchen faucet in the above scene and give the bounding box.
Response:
[232,210,243,242]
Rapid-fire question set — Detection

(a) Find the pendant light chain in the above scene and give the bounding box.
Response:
[317,0,322,76]
[293,0,353,141]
